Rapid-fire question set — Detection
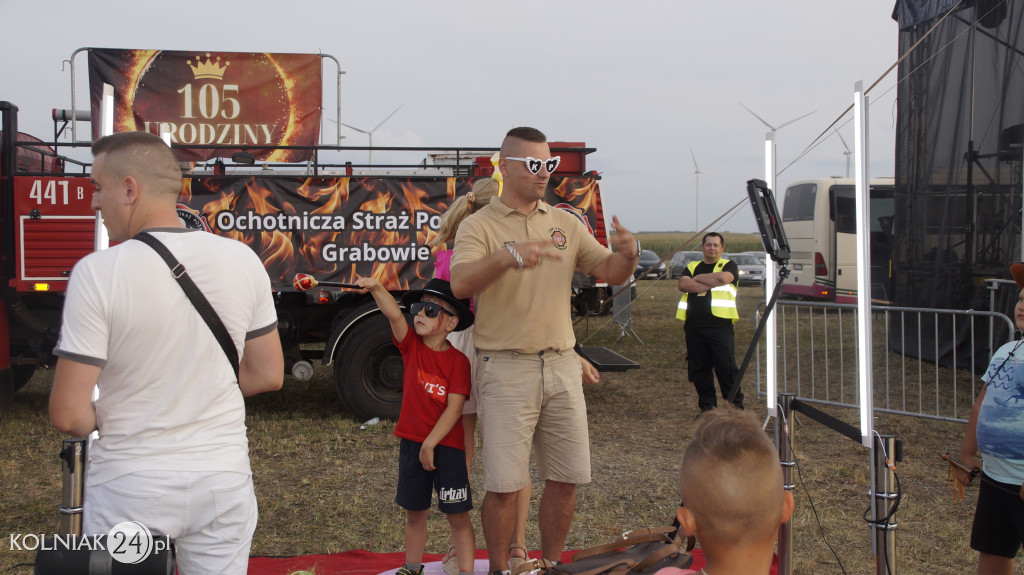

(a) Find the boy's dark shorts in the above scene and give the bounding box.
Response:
[395,438,472,514]
[970,472,1024,558]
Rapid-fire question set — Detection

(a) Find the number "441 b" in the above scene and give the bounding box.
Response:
[29,180,85,205]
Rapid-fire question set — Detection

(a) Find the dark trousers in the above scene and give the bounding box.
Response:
[685,324,743,410]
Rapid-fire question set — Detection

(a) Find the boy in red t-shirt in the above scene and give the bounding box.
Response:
[356,277,475,575]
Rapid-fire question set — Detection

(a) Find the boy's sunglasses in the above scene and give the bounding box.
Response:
[505,156,561,175]
[410,301,453,319]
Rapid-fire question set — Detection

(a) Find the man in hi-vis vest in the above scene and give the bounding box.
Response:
[676,232,743,414]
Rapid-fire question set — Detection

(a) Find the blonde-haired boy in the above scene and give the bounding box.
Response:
[658,406,794,575]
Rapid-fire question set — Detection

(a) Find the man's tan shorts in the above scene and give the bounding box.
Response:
[475,348,591,492]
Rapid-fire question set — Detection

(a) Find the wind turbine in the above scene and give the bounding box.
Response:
[739,102,815,182]
[836,130,853,178]
[690,146,705,232]
[739,103,815,133]
[339,103,404,166]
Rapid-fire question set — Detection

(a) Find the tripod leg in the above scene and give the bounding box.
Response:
[730,266,790,405]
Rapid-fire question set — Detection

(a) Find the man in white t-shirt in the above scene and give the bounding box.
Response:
[49,131,283,575]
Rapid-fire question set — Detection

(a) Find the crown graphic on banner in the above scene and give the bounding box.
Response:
[187,53,230,80]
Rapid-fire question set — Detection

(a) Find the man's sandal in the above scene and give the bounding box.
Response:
[508,543,529,571]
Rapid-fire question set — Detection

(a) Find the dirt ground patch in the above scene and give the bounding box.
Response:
[1,280,1019,574]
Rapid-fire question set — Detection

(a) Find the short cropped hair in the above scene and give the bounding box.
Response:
[500,127,548,163]
[505,127,547,143]
[679,406,784,543]
[702,232,724,247]
[92,131,182,198]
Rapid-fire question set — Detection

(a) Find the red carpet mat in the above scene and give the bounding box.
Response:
[249,550,496,575]
[245,548,770,575]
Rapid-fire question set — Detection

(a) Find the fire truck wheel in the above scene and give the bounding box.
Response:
[333,314,404,421]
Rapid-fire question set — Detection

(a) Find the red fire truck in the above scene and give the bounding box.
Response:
[0,101,623,419]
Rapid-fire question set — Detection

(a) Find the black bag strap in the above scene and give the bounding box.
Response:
[134,232,240,381]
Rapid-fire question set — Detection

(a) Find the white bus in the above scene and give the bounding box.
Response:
[781,177,895,303]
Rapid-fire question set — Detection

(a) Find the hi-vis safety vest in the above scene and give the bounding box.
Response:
[676,259,738,323]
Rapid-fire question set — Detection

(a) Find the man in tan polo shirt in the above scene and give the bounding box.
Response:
[451,127,639,575]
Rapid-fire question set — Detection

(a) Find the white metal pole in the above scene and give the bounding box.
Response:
[93,83,114,253]
[159,125,172,147]
[89,82,118,439]
[766,130,789,572]
[69,48,88,144]
[856,78,889,569]
[854,79,874,448]
[318,54,345,147]
[764,132,778,415]
[99,84,114,138]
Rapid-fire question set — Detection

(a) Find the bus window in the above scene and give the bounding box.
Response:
[871,197,894,233]
[833,193,856,233]
[783,183,816,221]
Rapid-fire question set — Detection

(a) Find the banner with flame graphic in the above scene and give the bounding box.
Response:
[88,49,321,162]
[176,175,604,291]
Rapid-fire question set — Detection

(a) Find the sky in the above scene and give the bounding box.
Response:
[0,0,901,235]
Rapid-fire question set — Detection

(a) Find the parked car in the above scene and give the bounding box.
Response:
[669,251,703,278]
[725,253,765,286]
[743,251,767,265]
[634,249,667,279]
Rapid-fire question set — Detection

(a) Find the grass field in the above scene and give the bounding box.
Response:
[1,265,1021,574]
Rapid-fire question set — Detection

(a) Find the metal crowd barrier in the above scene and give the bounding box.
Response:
[752,299,1016,423]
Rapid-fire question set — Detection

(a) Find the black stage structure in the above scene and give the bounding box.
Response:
[891,0,1024,369]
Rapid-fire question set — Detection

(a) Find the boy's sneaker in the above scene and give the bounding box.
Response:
[396,566,423,575]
